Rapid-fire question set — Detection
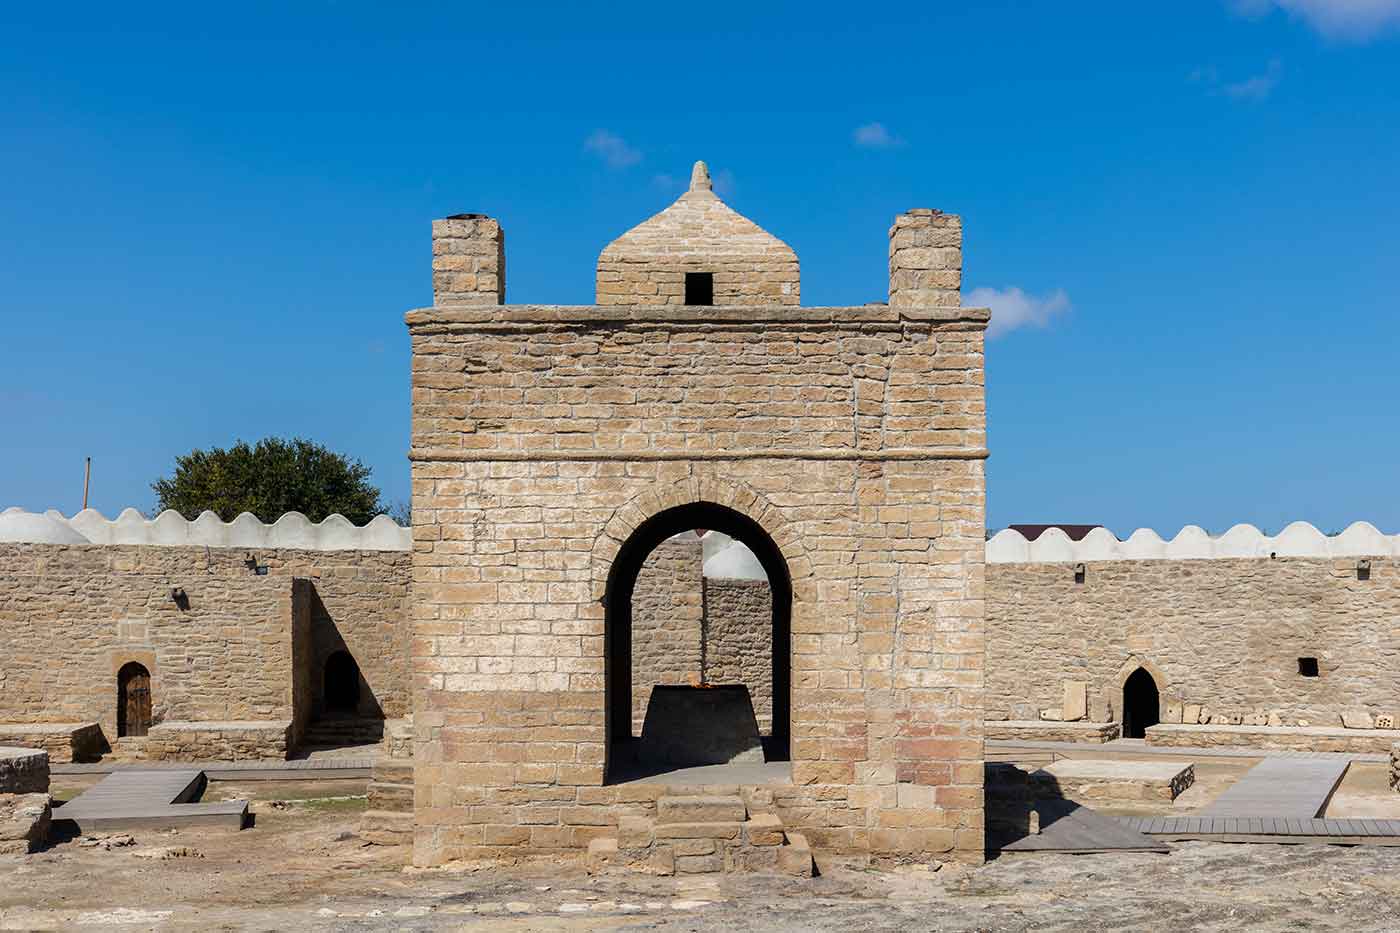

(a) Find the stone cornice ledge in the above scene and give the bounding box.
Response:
[405,304,992,331]
[408,446,990,463]
[987,521,1399,563]
[0,507,411,551]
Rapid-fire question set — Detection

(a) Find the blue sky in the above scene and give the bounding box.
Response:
[2,1,1397,537]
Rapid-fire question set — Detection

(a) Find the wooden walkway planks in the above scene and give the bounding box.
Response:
[1121,815,1400,846]
[53,758,374,781]
[1001,800,1169,854]
[54,769,248,833]
[1200,757,1349,819]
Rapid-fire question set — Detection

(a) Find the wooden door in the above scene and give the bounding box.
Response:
[117,663,152,737]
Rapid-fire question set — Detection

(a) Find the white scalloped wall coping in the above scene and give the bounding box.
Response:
[0,508,411,551]
[986,521,1399,563]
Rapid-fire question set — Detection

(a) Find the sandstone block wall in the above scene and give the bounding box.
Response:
[628,538,775,732]
[408,298,990,866]
[889,210,961,308]
[0,543,411,749]
[702,577,773,730]
[595,164,799,306]
[630,536,704,730]
[0,544,297,743]
[432,215,505,305]
[986,557,1400,728]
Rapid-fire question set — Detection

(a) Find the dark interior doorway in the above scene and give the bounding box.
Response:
[604,501,791,782]
[1122,667,1160,739]
[117,662,152,738]
[324,650,361,714]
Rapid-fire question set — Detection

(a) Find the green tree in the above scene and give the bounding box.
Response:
[151,437,387,525]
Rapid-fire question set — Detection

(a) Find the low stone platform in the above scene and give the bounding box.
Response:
[360,760,413,846]
[0,723,103,763]
[145,721,291,762]
[987,721,1121,744]
[0,794,51,855]
[1147,723,1400,755]
[1031,759,1195,803]
[0,747,49,794]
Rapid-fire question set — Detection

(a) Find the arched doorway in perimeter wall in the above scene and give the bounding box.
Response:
[117,661,152,737]
[323,650,362,714]
[1122,667,1160,739]
[603,501,792,783]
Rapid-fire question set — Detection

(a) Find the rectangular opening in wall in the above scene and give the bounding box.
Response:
[1298,657,1319,677]
[684,272,713,306]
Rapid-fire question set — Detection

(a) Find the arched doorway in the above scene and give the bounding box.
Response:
[1122,667,1160,739]
[603,501,791,781]
[117,662,152,737]
[323,650,361,714]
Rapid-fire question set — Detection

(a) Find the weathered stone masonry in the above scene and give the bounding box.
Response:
[628,535,774,732]
[986,554,1400,729]
[0,541,410,758]
[408,192,990,866]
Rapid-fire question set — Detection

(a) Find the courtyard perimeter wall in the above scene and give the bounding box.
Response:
[985,524,1400,727]
[0,526,412,749]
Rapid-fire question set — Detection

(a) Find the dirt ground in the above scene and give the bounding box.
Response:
[6,765,1400,931]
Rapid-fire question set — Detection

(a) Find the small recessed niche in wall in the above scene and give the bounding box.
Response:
[1298,657,1319,677]
[685,272,714,306]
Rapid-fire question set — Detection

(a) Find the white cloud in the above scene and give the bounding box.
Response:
[1189,59,1283,100]
[966,286,1072,339]
[1232,0,1400,40]
[853,122,901,149]
[584,130,641,169]
[1225,59,1284,99]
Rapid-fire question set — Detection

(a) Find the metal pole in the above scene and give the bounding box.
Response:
[82,457,91,511]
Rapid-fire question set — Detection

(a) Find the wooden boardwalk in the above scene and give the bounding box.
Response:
[1199,757,1349,819]
[1122,815,1400,846]
[54,769,248,833]
[53,757,374,781]
[999,800,1168,854]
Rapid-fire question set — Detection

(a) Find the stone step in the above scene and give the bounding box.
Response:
[777,831,814,877]
[367,780,413,812]
[655,821,742,841]
[656,795,746,824]
[591,815,813,876]
[743,813,785,846]
[372,761,413,784]
[358,809,412,846]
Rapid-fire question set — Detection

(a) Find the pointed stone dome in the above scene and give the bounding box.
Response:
[596,161,799,306]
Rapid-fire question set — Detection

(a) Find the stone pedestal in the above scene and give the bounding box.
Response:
[638,685,764,767]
